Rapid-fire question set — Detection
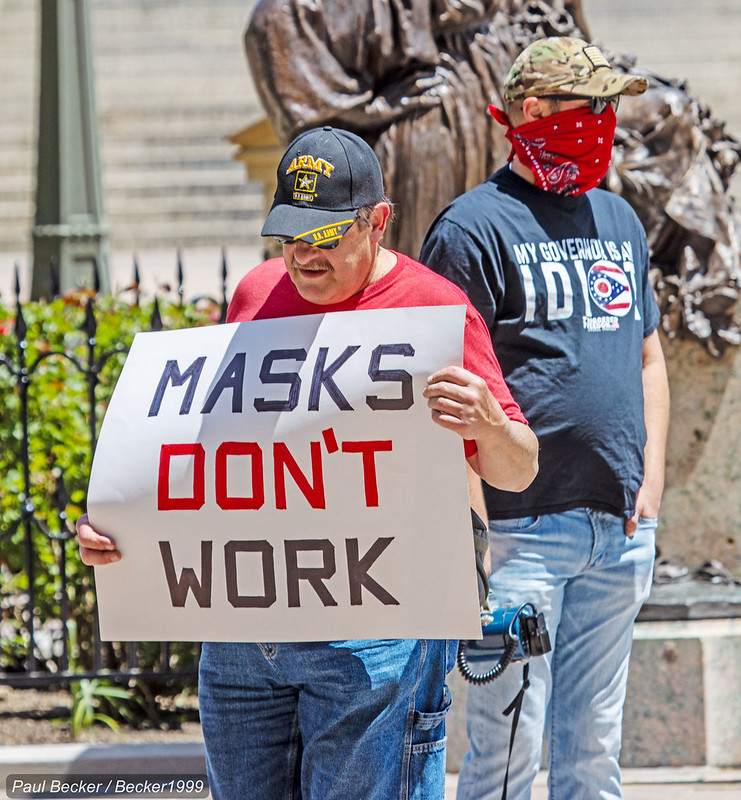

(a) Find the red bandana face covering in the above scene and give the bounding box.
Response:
[489,104,617,196]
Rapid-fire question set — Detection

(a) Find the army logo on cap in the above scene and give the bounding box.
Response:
[293,171,317,202]
[285,154,335,204]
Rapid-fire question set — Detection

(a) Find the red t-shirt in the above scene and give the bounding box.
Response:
[227,252,527,454]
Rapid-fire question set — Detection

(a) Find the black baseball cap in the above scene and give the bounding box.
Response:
[261,126,385,247]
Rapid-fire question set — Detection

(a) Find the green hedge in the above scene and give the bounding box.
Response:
[0,292,219,674]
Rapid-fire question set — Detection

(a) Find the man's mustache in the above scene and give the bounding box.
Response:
[291,257,333,272]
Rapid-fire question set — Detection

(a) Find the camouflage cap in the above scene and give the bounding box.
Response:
[504,37,648,103]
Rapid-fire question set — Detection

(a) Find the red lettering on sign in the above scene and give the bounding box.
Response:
[158,443,206,510]
[157,435,393,511]
[215,442,265,510]
[341,440,393,507]
[273,441,326,509]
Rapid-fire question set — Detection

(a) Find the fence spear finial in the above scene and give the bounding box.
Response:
[177,250,184,306]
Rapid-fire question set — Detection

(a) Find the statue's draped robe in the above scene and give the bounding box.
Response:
[246,0,540,255]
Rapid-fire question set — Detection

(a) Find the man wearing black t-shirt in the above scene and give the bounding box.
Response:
[421,37,670,800]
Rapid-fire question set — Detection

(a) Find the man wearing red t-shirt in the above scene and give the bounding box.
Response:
[78,126,537,800]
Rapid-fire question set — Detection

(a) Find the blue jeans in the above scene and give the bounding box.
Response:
[457,509,656,800]
[199,638,458,800]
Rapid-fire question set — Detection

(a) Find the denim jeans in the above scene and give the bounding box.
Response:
[199,638,458,800]
[457,508,656,800]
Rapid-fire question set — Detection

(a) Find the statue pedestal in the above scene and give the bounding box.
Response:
[228,117,283,260]
[659,336,741,576]
[446,586,741,771]
[229,117,282,215]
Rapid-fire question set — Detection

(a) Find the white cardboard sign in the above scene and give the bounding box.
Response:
[88,305,481,641]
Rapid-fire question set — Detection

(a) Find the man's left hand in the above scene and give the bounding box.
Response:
[624,484,661,538]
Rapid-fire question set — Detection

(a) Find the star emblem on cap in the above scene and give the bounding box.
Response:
[293,170,317,194]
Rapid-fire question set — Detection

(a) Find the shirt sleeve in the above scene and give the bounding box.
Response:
[461,302,528,459]
[420,217,502,331]
[463,309,527,425]
[638,232,661,338]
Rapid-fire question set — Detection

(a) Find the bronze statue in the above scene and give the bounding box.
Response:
[245,0,740,355]
[605,60,741,356]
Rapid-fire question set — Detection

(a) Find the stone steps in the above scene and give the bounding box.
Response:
[0,0,264,255]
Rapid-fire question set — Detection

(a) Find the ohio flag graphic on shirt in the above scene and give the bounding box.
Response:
[587,262,633,317]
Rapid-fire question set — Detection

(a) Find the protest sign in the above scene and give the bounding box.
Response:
[88,305,481,641]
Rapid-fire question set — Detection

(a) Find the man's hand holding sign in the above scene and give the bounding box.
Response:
[77,127,537,800]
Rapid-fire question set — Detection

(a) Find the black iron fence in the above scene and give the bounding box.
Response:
[0,254,231,688]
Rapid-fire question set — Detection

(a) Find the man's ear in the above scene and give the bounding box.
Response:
[521,96,550,122]
[369,202,391,241]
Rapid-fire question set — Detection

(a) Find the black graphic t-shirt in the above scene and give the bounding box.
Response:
[421,166,660,519]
